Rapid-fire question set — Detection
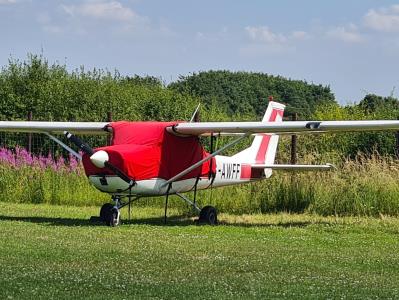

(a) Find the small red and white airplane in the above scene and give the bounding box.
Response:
[1,100,399,226]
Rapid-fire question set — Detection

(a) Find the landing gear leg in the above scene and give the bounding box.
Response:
[164,184,172,225]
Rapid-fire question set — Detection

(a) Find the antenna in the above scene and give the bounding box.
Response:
[189,103,201,122]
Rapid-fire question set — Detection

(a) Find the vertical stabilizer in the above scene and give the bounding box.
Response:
[232,101,285,177]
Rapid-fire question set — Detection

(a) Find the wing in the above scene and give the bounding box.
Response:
[168,120,399,136]
[0,121,110,135]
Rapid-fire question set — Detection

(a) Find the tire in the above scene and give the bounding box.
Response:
[105,207,121,227]
[198,206,218,225]
[100,203,113,221]
[100,203,121,226]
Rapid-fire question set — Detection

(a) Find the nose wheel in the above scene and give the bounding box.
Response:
[100,202,121,226]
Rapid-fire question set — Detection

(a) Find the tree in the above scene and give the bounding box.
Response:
[169,70,337,118]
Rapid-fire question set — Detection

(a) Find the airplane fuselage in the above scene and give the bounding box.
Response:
[88,155,265,197]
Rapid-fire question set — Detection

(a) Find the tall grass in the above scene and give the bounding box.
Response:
[197,154,399,217]
[0,147,108,206]
[0,147,398,216]
[0,166,108,206]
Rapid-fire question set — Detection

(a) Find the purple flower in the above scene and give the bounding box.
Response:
[53,156,65,171]
[0,147,83,173]
[69,153,80,172]
[0,148,16,166]
[15,146,34,167]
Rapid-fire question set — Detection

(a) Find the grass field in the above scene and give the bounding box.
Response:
[1,203,399,299]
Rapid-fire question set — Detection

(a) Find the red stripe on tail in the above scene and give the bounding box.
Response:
[255,109,284,164]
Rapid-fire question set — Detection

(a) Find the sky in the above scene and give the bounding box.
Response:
[1,0,399,104]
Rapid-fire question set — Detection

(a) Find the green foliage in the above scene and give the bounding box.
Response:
[169,70,336,118]
[359,94,399,114]
[295,101,397,157]
[0,54,199,122]
[122,74,163,88]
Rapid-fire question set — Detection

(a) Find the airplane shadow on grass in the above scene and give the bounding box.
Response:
[0,215,193,227]
[0,214,329,228]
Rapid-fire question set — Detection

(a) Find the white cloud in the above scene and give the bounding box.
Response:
[291,31,311,40]
[245,26,311,45]
[242,26,311,56]
[326,24,365,43]
[245,26,287,44]
[48,0,156,36]
[194,26,231,42]
[0,0,17,4]
[62,1,143,23]
[364,5,399,32]
[35,11,66,34]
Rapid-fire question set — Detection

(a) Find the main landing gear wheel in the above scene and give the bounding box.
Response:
[100,203,121,226]
[198,206,218,225]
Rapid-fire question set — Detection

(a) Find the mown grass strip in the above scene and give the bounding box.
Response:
[0,203,398,299]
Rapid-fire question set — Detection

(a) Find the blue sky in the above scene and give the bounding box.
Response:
[1,0,399,104]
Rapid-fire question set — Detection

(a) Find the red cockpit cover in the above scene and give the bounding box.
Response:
[82,121,215,181]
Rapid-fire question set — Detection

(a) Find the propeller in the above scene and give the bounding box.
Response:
[64,131,134,186]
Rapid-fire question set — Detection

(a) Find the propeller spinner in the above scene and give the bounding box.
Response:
[64,131,135,186]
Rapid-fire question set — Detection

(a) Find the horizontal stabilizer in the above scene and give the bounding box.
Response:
[251,163,335,171]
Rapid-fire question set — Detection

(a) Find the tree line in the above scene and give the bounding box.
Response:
[1,54,398,159]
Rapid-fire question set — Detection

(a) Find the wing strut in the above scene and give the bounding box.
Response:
[162,133,250,187]
[43,132,82,159]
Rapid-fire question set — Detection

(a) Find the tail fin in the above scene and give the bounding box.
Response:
[233,101,285,176]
